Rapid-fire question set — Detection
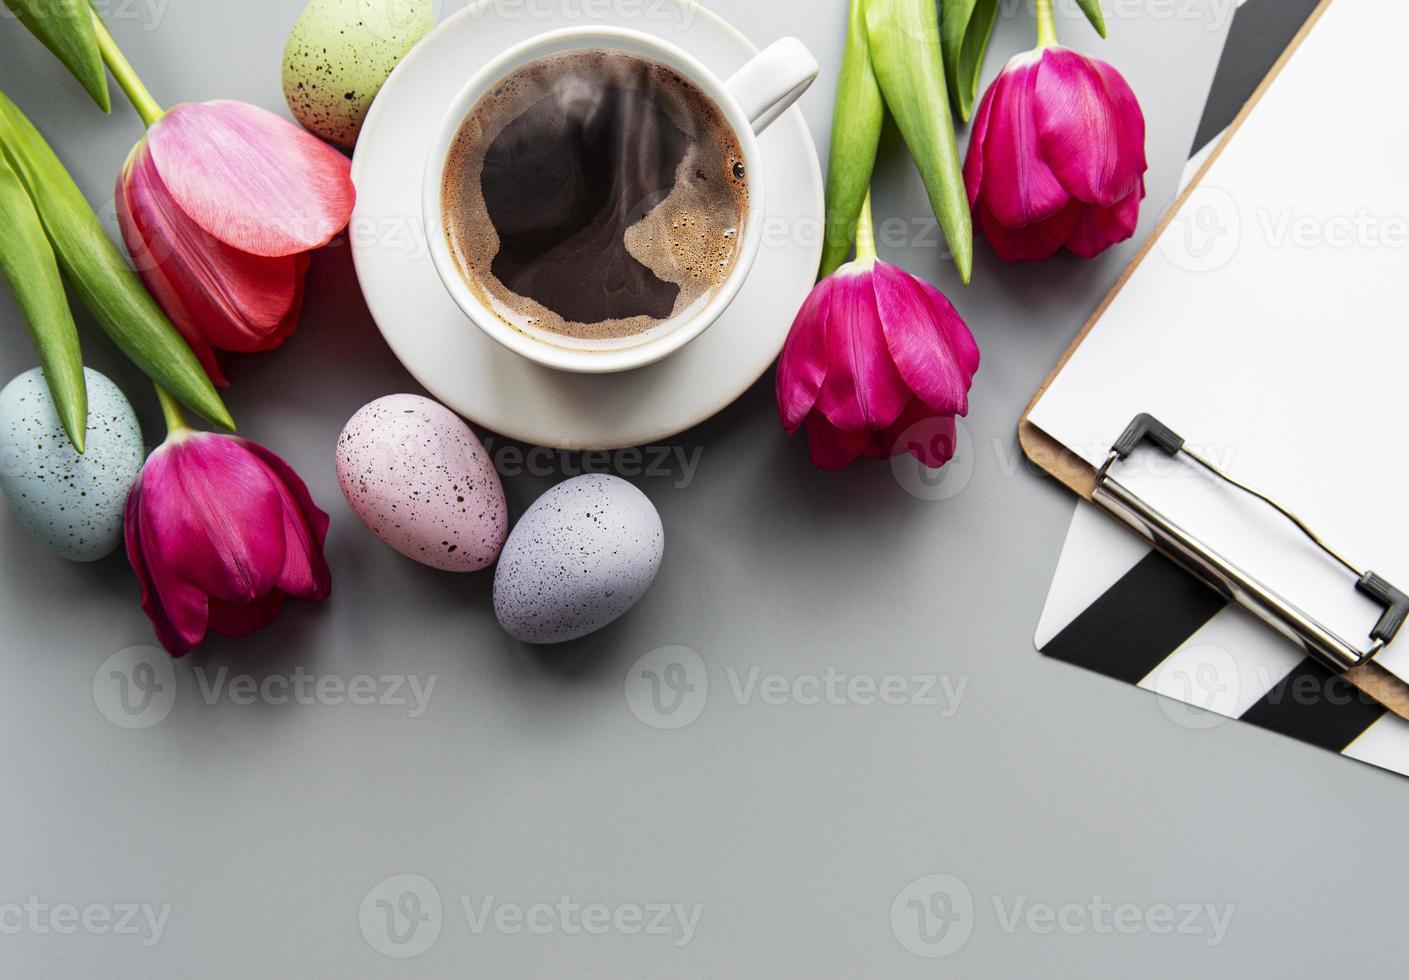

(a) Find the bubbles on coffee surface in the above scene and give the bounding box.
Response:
[442,49,750,346]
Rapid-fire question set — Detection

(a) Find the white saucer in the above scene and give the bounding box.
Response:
[349,0,824,450]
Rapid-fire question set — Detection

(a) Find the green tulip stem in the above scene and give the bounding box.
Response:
[1035,0,1060,47]
[156,385,189,436]
[854,192,878,264]
[91,11,164,128]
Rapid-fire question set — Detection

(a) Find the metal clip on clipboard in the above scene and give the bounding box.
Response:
[1093,414,1409,674]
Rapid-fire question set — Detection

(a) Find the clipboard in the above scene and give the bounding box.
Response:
[1018,0,1409,721]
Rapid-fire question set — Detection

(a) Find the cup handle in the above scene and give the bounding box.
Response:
[725,37,819,137]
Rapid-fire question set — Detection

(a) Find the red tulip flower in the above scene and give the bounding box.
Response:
[125,392,332,656]
[115,99,355,384]
[778,197,979,470]
[964,41,1147,262]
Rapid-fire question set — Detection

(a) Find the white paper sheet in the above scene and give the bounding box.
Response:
[1028,0,1409,680]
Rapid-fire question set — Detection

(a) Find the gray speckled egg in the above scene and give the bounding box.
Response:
[494,474,664,645]
[282,0,433,149]
[0,368,144,562]
[336,394,508,572]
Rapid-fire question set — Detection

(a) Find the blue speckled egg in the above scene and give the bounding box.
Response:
[0,368,144,562]
[494,474,664,645]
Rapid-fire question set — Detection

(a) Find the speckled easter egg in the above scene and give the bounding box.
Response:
[0,368,144,562]
[336,394,507,572]
[282,0,433,149]
[494,475,664,645]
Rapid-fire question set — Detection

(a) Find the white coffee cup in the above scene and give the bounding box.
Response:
[423,26,818,374]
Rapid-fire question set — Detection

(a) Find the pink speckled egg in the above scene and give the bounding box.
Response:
[336,394,507,572]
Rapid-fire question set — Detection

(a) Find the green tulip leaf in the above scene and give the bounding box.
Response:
[865,0,974,284]
[941,0,1000,123]
[2,0,111,112]
[0,149,86,451]
[820,0,886,277]
[1076,0,1109,38]
[0,92,234,431]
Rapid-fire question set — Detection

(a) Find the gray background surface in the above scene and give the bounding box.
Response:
[2,1,1402,977]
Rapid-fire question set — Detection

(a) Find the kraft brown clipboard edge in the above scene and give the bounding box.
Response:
[1016,0,1409,722]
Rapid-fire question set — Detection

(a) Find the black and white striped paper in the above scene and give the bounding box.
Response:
[1035,0,1409,779]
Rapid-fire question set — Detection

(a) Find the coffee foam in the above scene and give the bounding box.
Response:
[441,49,750,348]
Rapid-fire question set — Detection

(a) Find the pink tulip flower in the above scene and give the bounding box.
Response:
[125,409,332,657]
[116,100,356,384]
[964,46,1147,262]
[778,198,979,471]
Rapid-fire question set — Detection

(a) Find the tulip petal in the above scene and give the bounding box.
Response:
[964,78,996,207]
[815,265,911,432]
[236,437,332,601]
[886,403,958,468]
[117,178,223,384]
[126,480,206,656]
[980,54,1072,229]
[1064,179,1144,258]
[976,196,1081,262]
[872,262,979,417]
[125,433,333,656]
[776,276,837,432]
[140,436,290,610]
[1033,48,1147,208]
[805,411,871,470]
[207,591,287,639]
[146,101,355,258]
[119,149,304,366]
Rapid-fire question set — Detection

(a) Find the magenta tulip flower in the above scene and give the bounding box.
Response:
[778,197,979,471]
[964,41,1147,262]
[125,392,332,657]
[115,100,355,384]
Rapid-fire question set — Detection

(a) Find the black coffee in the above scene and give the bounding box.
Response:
[442,49,749,345]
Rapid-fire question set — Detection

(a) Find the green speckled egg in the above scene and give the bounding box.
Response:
[282,0,433,149]
[0,368,144,563]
